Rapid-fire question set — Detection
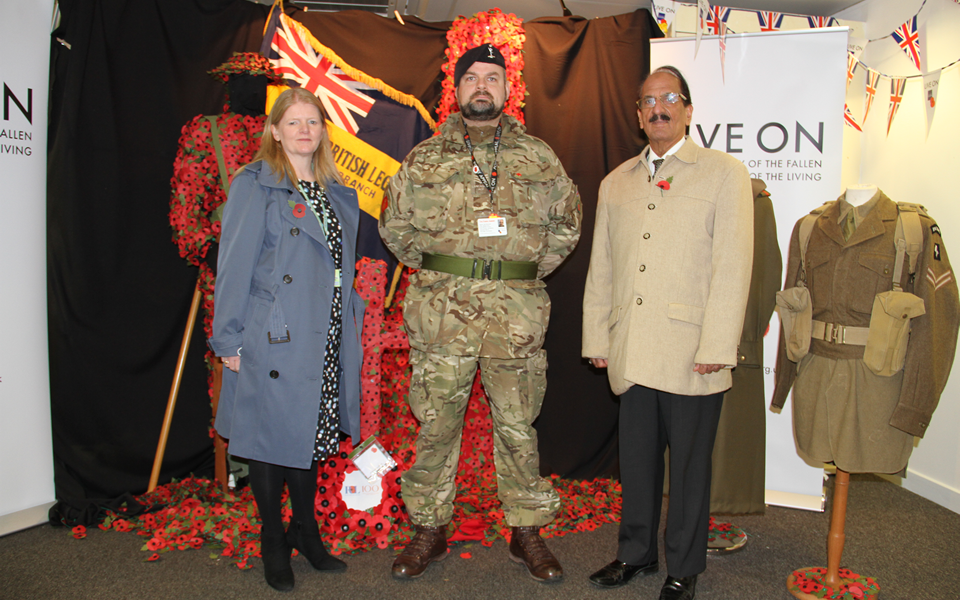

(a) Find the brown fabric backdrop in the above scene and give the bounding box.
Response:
[48,2,658,505]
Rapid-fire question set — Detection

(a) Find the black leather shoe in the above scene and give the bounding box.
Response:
[589,559,659,588]
[659,575,698,600]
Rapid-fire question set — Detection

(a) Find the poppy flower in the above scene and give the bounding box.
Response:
[71,525,87,539]
[292,203,307,218]
[146,537,167,551]
[656,180,670,191]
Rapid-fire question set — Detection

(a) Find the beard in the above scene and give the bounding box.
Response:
[460,93,504,122]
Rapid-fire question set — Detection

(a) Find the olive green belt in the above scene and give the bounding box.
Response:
[421,253,538,280]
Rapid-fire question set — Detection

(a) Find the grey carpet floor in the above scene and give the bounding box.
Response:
[1,474,957,600]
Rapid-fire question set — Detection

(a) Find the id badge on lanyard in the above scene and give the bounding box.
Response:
[478,214,508,237]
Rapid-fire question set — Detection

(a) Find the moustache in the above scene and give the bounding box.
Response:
[648,113,671,123]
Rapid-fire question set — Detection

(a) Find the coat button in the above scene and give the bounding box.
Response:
[648,203,656,210]
[643,232,651,239]
[636,298,643,305]
[290,227,300,236]
[269,370,279,379]
[283,274,293,284]
[639,265,646,272]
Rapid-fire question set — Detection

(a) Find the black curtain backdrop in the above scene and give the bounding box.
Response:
[48,0,658,504]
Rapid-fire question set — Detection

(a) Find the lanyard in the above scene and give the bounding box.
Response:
[297,181,342,287]
[462,120,502,202]
[297,181,330,240]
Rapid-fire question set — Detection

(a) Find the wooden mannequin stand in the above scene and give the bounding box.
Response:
[786,469,880,599]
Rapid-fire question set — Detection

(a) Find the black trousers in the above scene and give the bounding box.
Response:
[616,384,724,578]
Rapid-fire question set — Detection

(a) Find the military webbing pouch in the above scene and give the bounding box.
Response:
[863,291,925,376]
[776,286,812,361]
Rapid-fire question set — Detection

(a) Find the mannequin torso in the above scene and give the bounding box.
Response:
[844,184,878,207]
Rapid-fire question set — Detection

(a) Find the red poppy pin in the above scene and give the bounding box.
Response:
[293,203,307,218]
[656,176,674,194]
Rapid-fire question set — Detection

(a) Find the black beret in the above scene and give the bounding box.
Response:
[454,44,506,87]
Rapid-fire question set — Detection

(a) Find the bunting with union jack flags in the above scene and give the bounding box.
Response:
[843,104,862,132]
[705,6,732,35]
[260,6,436,265]
[887,77,906,137]
[863,69,881,124]
[891,16,922,72]
[807,16,838,28]
[846,52,858,92]
[756,11,784,32]
[719,22,728,83]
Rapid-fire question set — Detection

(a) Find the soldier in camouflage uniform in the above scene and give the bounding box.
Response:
[379,44,581,583]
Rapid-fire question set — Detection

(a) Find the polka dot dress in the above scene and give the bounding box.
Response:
[300,180,343,461]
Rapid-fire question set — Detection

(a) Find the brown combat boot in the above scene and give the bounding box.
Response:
[509,526,563,583]
[391,524,448,579]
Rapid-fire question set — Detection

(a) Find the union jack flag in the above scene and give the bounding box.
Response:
[843,104,862,132]
[863,69,881,124]
[846,53,858,91]
[705,6,732,35]
[887,77,906,136]
[891,16,922,71]
[261,11,375,135]
[756,11,784,32]
[807,16,837,28]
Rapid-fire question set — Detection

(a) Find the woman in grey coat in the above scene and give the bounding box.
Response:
[208,87,364,592]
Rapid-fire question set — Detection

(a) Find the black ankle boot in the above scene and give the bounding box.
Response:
[286,521,346,572]
[260,532,294,592]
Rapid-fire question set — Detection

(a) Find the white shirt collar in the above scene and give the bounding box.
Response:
[646,138,686,173]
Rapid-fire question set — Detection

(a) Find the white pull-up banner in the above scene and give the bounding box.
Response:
[0,1,57,535]
[652,28,850,510]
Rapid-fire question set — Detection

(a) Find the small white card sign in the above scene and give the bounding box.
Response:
[347,436,397,481]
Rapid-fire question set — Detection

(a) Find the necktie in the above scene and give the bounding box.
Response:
[842,210,857,242]
[653,158,664,174]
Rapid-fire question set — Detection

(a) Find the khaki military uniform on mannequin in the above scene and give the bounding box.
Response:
[773,187,959,472]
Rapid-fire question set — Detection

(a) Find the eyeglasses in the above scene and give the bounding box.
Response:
[636,92,687,109]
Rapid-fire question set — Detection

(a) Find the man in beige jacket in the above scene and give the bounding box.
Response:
[582,66,753,600]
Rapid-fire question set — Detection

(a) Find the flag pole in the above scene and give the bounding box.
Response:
[148,276,203,492]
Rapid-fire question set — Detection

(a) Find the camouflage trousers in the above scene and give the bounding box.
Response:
[401,348,560,527]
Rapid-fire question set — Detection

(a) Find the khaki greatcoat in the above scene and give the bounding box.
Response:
[710,179,781,514]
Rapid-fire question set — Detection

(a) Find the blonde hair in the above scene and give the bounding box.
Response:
[253,87,342,186]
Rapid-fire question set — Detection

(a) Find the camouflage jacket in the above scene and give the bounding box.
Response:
[379,112,581,358]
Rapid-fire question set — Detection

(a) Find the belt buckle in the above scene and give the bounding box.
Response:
[268,330,291,344]
[483,260,494,280]
[825,323,843,344]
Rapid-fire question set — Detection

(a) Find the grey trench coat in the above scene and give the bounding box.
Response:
[208,160,364,469]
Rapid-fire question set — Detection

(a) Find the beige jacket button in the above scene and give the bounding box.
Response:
[636,298,643,305]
